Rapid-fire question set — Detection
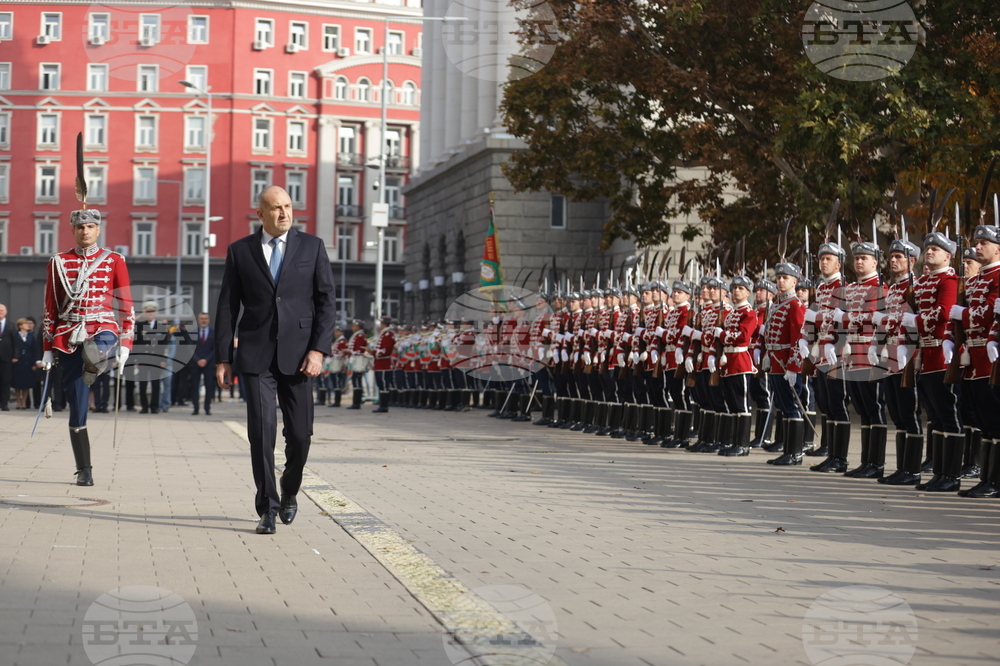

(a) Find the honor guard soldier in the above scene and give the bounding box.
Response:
[595,287,623,435]
[328,323,348,407]
[764,262,808,465]
[802,241,851,473]
[874,239,925,486]
[686,276,729,453]
[840,240,889,478]
[659,280,692,448]
[530,293,557,425]
[345,319,369,409]
[903,232,962,491]
[710,275,759,456]
[604,286,634,437]
[955,245,984,479]
[953,224,1000,497]
[372,315,395,413]
[41,208,135,486]
[749,279,777,447]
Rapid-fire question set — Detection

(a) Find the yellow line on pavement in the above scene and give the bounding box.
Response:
[222,421,565,666]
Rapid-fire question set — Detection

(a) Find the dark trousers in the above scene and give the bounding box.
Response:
[630,370,647,404]
[667,374,688,410]
[694,370,726,412]
[138,380,160,411]
[815,370,849,421]
[351,371,364,389]
[722,373,752,414]
[646,373,666,407]
[769,372,803,419]
[375,369,389,392]
[92,373,110,411]
[615,373,633,404]
[848,379,885,426]
[965,377,1000,439]
[241,354,313,517]
[57,348,90,429]
[0,359,10,409]
[190,363,215,412]
[749,372,770,409]
[917,370,961,434]
[882,373,922,434]
[598,370,615,403]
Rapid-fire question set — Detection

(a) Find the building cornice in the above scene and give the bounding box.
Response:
[315,54,421,75]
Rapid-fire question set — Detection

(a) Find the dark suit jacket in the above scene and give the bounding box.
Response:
[216,228,336,375]
[0,319,15,363]
[191,327,216,366]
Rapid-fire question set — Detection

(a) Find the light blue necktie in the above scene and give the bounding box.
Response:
[269,237,282,283]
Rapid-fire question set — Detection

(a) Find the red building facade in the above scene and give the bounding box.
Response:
[0,0,421,320]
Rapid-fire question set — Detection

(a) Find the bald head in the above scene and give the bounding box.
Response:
[256,186,293,237]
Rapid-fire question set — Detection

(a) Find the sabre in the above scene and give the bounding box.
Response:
[30,368,52,437]
[789,383,818,436]
[112,363,122,448]
[527,379,540,412]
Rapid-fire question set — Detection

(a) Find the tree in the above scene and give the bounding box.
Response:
[501,0,1000,265]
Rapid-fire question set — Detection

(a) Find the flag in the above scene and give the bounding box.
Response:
[479,202,504,290]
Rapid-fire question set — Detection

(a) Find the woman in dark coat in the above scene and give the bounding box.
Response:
[11,318,38,409]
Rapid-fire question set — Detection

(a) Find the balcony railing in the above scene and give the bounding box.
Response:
[385,155,410,171]
[389,206,406,220]
[336,153,364,168]
[336,204,362,218]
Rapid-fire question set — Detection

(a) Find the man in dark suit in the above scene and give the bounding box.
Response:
[134,303,163,414]
[216,186,336,535]
[0,303,14,411]
[190,312,216,415]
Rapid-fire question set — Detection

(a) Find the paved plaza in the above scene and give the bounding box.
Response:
[0,400,997,666]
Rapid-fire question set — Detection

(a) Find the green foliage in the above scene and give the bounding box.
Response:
[501,0,1000,266]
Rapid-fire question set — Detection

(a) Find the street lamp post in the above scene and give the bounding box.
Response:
[179,80,213,314]
[157,179,183,305]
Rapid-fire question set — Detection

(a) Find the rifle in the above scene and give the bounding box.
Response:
[944,199,967,384]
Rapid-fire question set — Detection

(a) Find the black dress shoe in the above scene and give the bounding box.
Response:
[75,467,94,486]
[279,495,298,525]
[205,409,211,415]
[140,408,148,414]
[192,410,199,415]
[256,510,278,534]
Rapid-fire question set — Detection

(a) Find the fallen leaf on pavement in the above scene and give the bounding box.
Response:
[775,527,786,533]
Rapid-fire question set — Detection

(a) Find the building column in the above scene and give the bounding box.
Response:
[410,121,421,173]
[316,115,340,259]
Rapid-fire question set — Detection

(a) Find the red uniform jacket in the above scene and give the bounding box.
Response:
[958,262,1000,380]
[765,291,805,374]
[719,302,758,377]
[841,273,885,373]
[372,327,396,371]
[913,266,957,374]
[881,276,914,376]
[661,303,690,371]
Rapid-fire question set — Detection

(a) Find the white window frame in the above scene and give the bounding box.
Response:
[383,227,400,263]
[184,65,208,93]
[286,170,306,207]
[387,30,404,55]
[139,14,161,43]
[40,63,60,91]
[385,128,402,158]
[289,21,307,49]
[252,116,272,153]
[184,115,206,151]
[354,28,372,55]
[0,219,7,254]
[333,76,348,100]
[188,15,209,44]
[133,165,157,205]
[0,112,9,149]
[36,164,59,203]
[37,112,59,149]
[0,12,12,41]
[0,164,9,204]
[41,13,62,41]
[336,223,356,261]
[402,81,417,106]
[85,164,107,204]
[337,175,356,207]
[288,71,307,98]
[322,24,340,51]
[133,220,156,256]
[377,78,394,104]
[36,220,57,255]
[85,113,108,150]
[183,222,202,257]
[254,68,272,96]
[137,64,159,93]
[184,167,205,204]
[255,18,274,47]
[135,114,158,151]
[88,13,109,40]
[251,169,272,205]
[356,77,370,102]
[0,63,9,91]
[287,119,307,155]
[87,63,108,92]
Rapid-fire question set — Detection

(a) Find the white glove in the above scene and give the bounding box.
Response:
[617,353,625,367]
[564,333,574,341]
[832,307,846,320]
[867,345,879,367]
[901,313,917,331]
[871,311,886,327]
[681,326,693,337]
[542,328,553,338]
[581,351,591,366]
[691,330,702,341]
[631,351,640,365]
[651,349,659,365]
[639,351,648,362]
[753,348,761,365]
[711,327,723,338]
[785,370,798,387]
[897,345,909,367]
[117,346,130,367]
[684,357,694,374]
[635,327,646,336]
[621,332,632,342]
[804,309,818,323]
[988,341,999,364]
[41,350,54,370]
[675,348,684,365]
[942,340,954,365]
[655,327,665,336]
[949,305,966,321]
[587,328,597,337]
[720,353,728,367]
[823,343,837,366]
[560,349,569,363]
[797,338,810,359]
[492,316,500,324]
[707,355,717,373]
[573,352,580,364]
